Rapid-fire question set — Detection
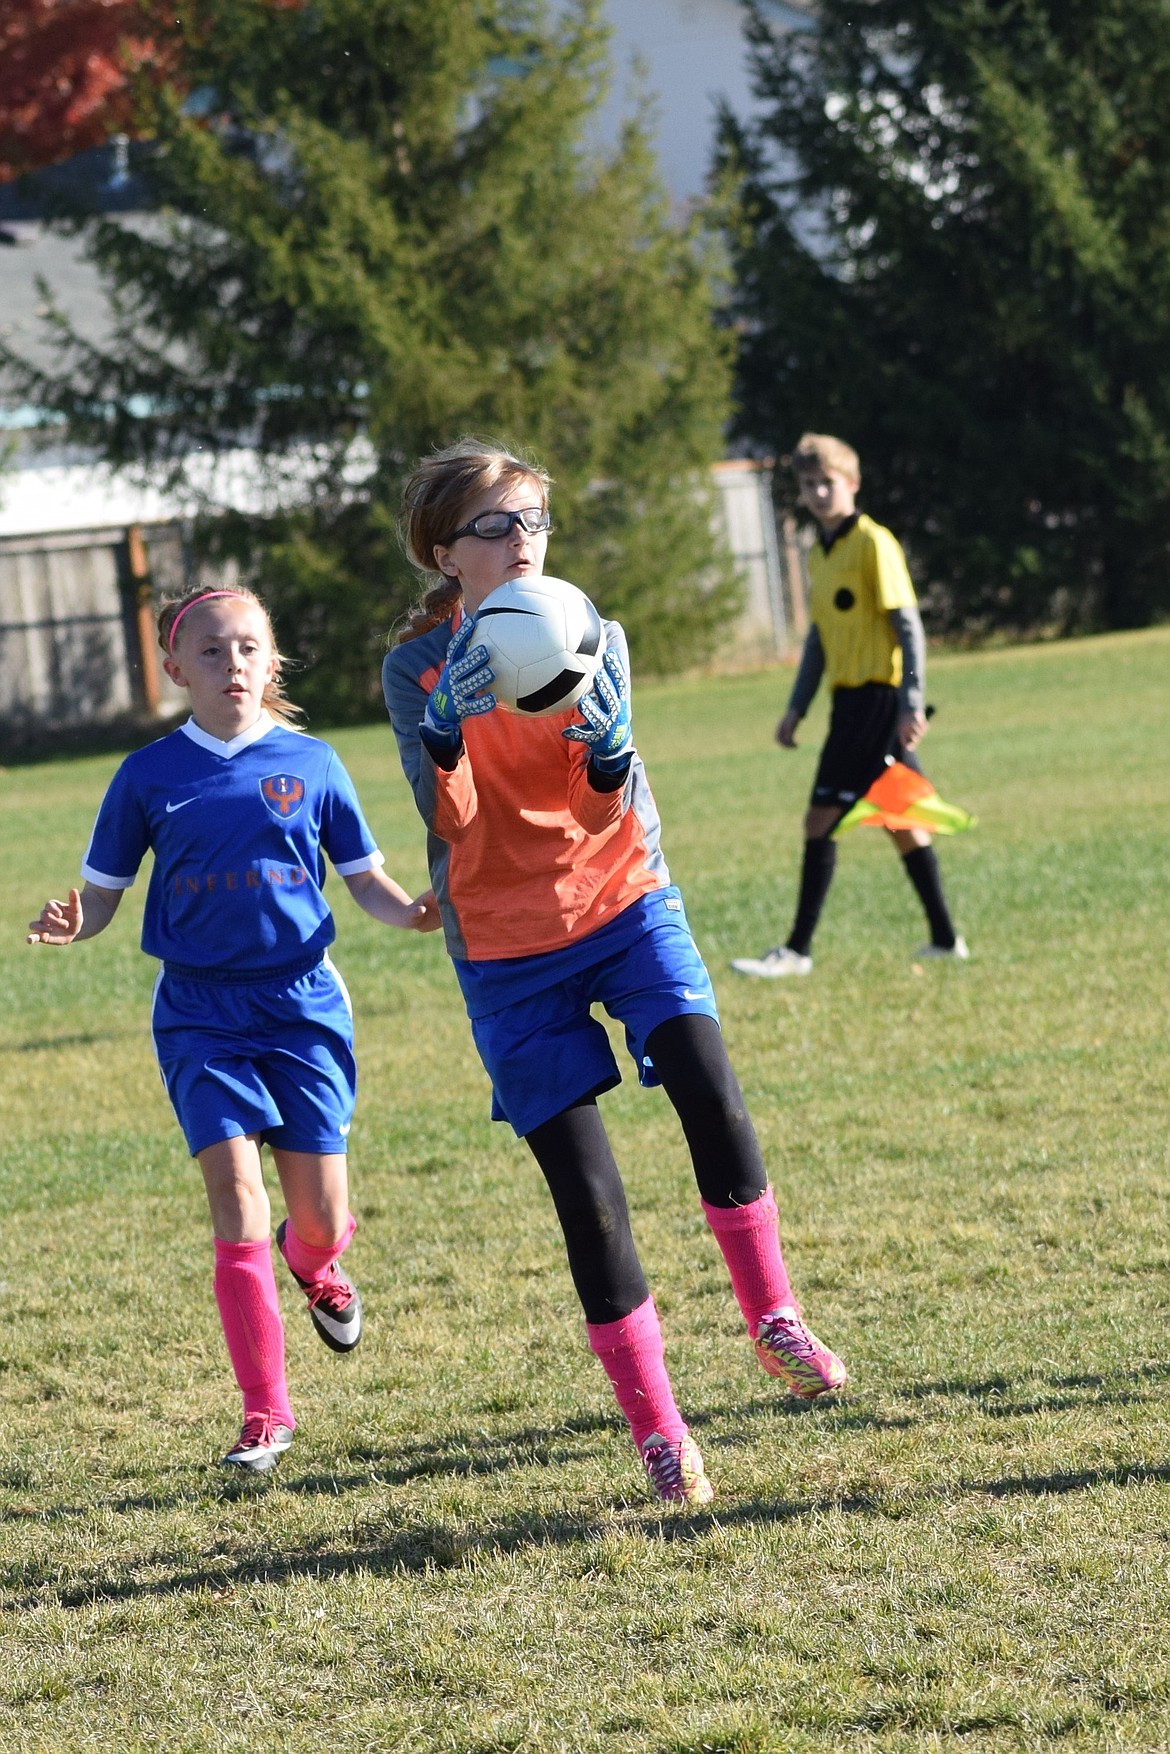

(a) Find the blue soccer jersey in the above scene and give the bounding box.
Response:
[81,714,383,975]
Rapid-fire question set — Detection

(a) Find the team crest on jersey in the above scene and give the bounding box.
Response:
[260,774,306,819]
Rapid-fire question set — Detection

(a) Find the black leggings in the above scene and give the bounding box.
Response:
[524,1013,768,1324]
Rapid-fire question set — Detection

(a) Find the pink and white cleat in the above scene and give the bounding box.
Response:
[754,1308,847,1399]
[221,1412,294,1474]
[275,1218,363,1353]
[640,1432,715,1507]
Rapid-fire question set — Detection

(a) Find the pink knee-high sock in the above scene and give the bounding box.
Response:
[702,1186,798,1332]
[280,1212,356,1285]
[213,1238,295,1427]
[586,1296,688,1450]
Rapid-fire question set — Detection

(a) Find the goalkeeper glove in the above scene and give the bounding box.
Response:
[562,640,632,773]
[422,616,496,753]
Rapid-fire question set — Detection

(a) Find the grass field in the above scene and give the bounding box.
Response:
[2,628,1170,1752]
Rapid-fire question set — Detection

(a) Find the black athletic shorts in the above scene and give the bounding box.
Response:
[811,682,923,808]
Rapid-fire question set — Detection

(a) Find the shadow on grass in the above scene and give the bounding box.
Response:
[973,1460,1170,1499]
[275,1395,914,1494]
[0,1472,291,1522]
[6,1353,1163,1539]
[337,1411,617,1485]
[0,1415,631,1530]
[901,1361,1170,1411]
[727,1400,918,1434]
[0,1032,120,1054]
[0,1397,909,1543]
[9,1454,1170,1614]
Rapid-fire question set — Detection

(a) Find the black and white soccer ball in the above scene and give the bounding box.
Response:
[474,575,604,716]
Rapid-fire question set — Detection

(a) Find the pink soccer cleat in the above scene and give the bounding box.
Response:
[640,1432,715,1507]
[754,1309,847,1399]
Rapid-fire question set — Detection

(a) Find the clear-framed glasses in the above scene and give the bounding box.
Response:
[448,506,552,542]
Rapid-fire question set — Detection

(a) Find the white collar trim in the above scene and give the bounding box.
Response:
[180,711,277,758]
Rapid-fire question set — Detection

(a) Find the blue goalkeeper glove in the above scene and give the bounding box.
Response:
[562,640,632,773]
[422,616,496,752]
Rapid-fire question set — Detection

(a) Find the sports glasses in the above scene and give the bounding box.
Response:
[447,507,552,541]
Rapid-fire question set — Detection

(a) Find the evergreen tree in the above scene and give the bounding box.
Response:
[2,0,736,720]
[724,0,1170,632]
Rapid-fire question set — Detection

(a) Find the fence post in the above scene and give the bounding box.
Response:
[782,513,808,642]
[126,524,161,714]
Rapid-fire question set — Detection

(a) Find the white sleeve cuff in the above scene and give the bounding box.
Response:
[333,850,385,877]
[80,864,136,890]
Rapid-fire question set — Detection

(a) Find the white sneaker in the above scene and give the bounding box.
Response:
[916,935,969,961]
[729,946,813,978]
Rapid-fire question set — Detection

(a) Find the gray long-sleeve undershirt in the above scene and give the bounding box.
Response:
[785,606,926,719]
[889,606,926,715]
[786,624,826,719]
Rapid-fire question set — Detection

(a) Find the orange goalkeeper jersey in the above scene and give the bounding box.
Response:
[382,616,669,962]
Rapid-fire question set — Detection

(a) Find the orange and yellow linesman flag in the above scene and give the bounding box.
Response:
[834,761,976,837]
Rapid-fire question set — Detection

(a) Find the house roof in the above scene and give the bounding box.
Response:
[1,223,121,380]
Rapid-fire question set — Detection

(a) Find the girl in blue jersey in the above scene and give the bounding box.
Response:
[28,585,438,1473]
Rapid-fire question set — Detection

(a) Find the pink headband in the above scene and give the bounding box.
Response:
[167,590,250,652]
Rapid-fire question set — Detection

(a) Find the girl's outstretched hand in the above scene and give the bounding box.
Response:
[407,890,442,933]
[28,887,83,945]
[562,639,632,771]
[342,868,443,930]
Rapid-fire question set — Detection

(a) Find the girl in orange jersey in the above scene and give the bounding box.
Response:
[383,439,847,1506]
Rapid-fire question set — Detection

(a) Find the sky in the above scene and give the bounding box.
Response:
[583,0,810,203]
[2,3,813,428]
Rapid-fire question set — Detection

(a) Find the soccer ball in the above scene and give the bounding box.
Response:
[474,575,604,716]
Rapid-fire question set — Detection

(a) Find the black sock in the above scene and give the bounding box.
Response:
[787,837,837,957]
[902,844,956,947]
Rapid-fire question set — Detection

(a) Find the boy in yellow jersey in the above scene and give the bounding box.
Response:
[731,433,968,978]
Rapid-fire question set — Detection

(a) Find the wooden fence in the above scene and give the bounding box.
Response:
[0,523,226,748]
[0,470,806,748]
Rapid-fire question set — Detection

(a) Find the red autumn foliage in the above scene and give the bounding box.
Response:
[0,0,180,182]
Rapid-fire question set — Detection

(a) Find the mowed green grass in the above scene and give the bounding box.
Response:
[2,629,1169,1753]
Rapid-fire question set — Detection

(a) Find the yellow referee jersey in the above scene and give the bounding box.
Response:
[807,513,917,691]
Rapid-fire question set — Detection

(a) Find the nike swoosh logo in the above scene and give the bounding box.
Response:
[166,798,198,813]
[682,990,708,1002]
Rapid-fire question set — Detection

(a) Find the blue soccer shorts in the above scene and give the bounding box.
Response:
[468,895,720,1138]
[151,954,357,1157]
